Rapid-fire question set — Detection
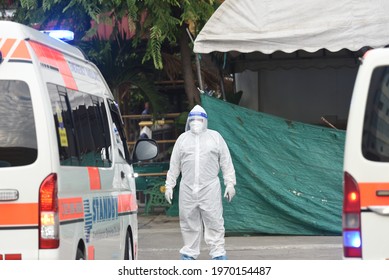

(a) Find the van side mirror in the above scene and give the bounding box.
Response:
[132,139,158,162]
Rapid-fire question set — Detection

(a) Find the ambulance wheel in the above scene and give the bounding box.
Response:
[124,230,133,260]
[76,248,85,260]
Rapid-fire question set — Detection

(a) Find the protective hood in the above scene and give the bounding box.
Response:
[185,105,208,133]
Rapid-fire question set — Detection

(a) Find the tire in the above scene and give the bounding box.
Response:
[76,248,85,260]
[124,230,133,260]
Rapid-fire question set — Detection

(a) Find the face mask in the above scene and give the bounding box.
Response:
[190,120,203,134]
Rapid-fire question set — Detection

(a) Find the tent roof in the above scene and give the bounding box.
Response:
[194,0,389,54]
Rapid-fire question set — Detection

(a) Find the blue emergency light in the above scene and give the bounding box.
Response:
[41,30,74,42]
[343,230,361,248]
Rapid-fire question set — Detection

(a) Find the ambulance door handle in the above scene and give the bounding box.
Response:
[368,206,389,215]
[0,189,19,201]
[121,171,125,179]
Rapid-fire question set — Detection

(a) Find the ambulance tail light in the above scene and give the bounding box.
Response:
[39,173,59,249]
[342,172,362,258]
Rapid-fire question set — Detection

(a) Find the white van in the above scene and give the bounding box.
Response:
[343,48,389,259]
[0,21,158,260]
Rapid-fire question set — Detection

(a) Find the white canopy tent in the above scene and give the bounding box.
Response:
[194,0,389,54]
[193,0,389,127]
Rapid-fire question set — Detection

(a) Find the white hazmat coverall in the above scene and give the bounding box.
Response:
[165,105,236,260]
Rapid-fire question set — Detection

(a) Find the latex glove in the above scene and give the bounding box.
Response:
[224,184,236,202]
[165,187,173,204]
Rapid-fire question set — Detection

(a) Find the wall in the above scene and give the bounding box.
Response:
[236,66,358,128]
[235,70,259,111]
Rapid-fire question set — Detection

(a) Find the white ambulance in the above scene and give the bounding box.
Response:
[343,48,389,259]
[0,21,158,260]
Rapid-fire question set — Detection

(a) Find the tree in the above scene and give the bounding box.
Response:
[14,0,168,115]
[14,0,220,110]
[131,1,219,108]
[78,33,169,115]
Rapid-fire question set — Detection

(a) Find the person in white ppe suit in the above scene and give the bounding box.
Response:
[164,105,236,260]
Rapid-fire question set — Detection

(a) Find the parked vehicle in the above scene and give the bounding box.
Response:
[0,21,158,260]
[343,48,389,259]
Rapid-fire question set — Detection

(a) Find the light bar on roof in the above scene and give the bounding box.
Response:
[41,30,74,42]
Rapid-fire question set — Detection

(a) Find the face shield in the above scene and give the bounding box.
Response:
[185,105,208,134]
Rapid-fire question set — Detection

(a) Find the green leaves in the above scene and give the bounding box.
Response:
[13,0,220,109]
[20,0,37,10]
[16,0,217,71]
[145,26,164,69]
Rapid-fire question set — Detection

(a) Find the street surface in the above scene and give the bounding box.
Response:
[137,212,343,260]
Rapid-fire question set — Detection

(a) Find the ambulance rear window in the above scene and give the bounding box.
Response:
[0,80,37,167]
[362,66,389,162]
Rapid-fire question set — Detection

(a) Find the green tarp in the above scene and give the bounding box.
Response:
[201,94,345,235]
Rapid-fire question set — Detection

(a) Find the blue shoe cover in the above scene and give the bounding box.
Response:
[212,255,228,260]
[180,254,195,260]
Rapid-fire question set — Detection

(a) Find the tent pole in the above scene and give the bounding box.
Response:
[219,52,227,101]
[219,67,226,101]
[186,28,204,91]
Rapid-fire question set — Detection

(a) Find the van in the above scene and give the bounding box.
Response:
[343,48,389,259]
[0,21,158,260]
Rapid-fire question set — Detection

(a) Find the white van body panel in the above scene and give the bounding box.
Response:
[0,21,142,260]
[343,48,389,259]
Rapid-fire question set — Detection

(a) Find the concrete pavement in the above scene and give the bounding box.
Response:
[137,212,343,260]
